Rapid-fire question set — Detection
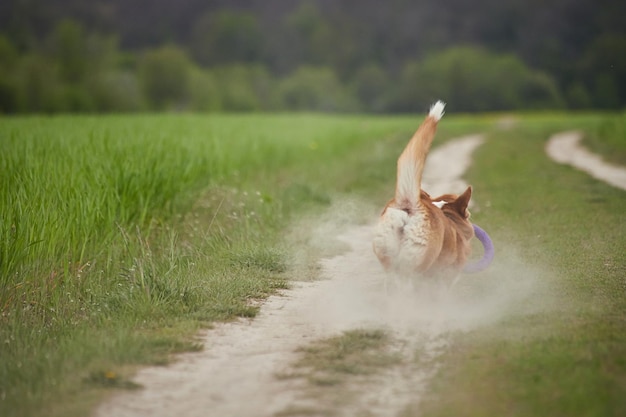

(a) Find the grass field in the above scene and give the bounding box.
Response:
[1,110,624,416]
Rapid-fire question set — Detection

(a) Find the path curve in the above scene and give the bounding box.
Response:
[96,135,488,417]
[546,131,626,191]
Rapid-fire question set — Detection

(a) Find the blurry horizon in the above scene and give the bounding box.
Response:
[0,0,624,113]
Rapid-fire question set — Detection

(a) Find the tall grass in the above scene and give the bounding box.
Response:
[1,112,493,417]
[0,114,357,311]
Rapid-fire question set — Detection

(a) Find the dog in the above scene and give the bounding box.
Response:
[372,101,474,286]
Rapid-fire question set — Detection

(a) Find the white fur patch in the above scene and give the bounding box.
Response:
[429,100,446,121]
[432,200,447,209]
[373,208,408,262]
[374,206,429,274]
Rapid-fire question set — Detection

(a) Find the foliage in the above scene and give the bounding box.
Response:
[52,19,89,84]
[14,53,67,112]
[0,0,623,114]
[0,0,626,111]
[0,35,19,112]
[88,70,144,112]
[277,66,357,112]
[190,10,264,67]
[188,67,221,112]
[393,47,564,112]
[583,113,626,165]
[579,35,626,109]
[212,64,275,112]
[138,44,192,111]
[349,63,392,113]
[0,21,144,114]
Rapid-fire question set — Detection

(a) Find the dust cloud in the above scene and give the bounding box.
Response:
[270,195,553,416]
[309,224,548,337]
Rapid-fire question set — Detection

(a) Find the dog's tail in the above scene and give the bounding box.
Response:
[395,100,445,207]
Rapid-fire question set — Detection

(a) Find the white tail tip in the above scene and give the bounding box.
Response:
[429,100,446,121]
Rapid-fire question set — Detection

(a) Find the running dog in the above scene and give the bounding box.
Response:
[372,101,476,285]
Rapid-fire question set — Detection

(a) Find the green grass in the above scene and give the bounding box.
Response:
[412,112,626,417]
[277,329,402,417]
[291,329,401,386]
[583,111,626,164]
[0,112,491,417]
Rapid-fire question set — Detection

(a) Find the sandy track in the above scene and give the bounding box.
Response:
[546,131,626,191]
[95,134,514,417]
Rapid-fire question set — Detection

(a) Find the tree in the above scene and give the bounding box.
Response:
[188,68,221,112]
[212,65,274,112]
[284,1,332,66]
[14,53,66,112]
[277,66,357,112]
[88,70,144,112]
[579,35,626,109]
[191,10,264,67]
[392,46,563,112]
[350,63,391,113]
[138,45,192,110]
[0,35,19,112]
[281,2,361,78]
[51,19,88,84]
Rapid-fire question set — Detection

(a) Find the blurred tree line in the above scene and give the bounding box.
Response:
[0,0,623,113]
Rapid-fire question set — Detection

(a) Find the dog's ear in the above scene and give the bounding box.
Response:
[451,186,472,218]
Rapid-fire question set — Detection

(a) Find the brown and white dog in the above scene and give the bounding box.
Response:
[373,101,474,285]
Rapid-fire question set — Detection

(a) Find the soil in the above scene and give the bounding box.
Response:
[546,131,626,191]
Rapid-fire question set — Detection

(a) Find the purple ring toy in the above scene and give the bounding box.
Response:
[463,224,494,273]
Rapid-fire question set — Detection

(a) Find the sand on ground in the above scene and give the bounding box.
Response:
[546,131,626,191]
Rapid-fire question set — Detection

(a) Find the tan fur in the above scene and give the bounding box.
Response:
[373,104,474,283]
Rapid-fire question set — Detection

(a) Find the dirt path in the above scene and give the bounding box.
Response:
[546,131,626,191]
[95,134,507,417]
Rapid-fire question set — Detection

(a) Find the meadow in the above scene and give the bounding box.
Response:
[0,110,624,416]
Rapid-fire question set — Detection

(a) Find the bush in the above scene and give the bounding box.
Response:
[213,65,275,112]
[51,19,89,84]
[191,10,264,67]
[138,45,192,110]
[521,71,564,109]
[0,36,19,112]
[277,66,357,112]
[579,35,626,109]
[0,79,17,113]
[392,46,563,112]
[188,68,221,112]
[88,70,144,112]
[565,82,592,109]
[350,63,391,113]
[14,54,67,113]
